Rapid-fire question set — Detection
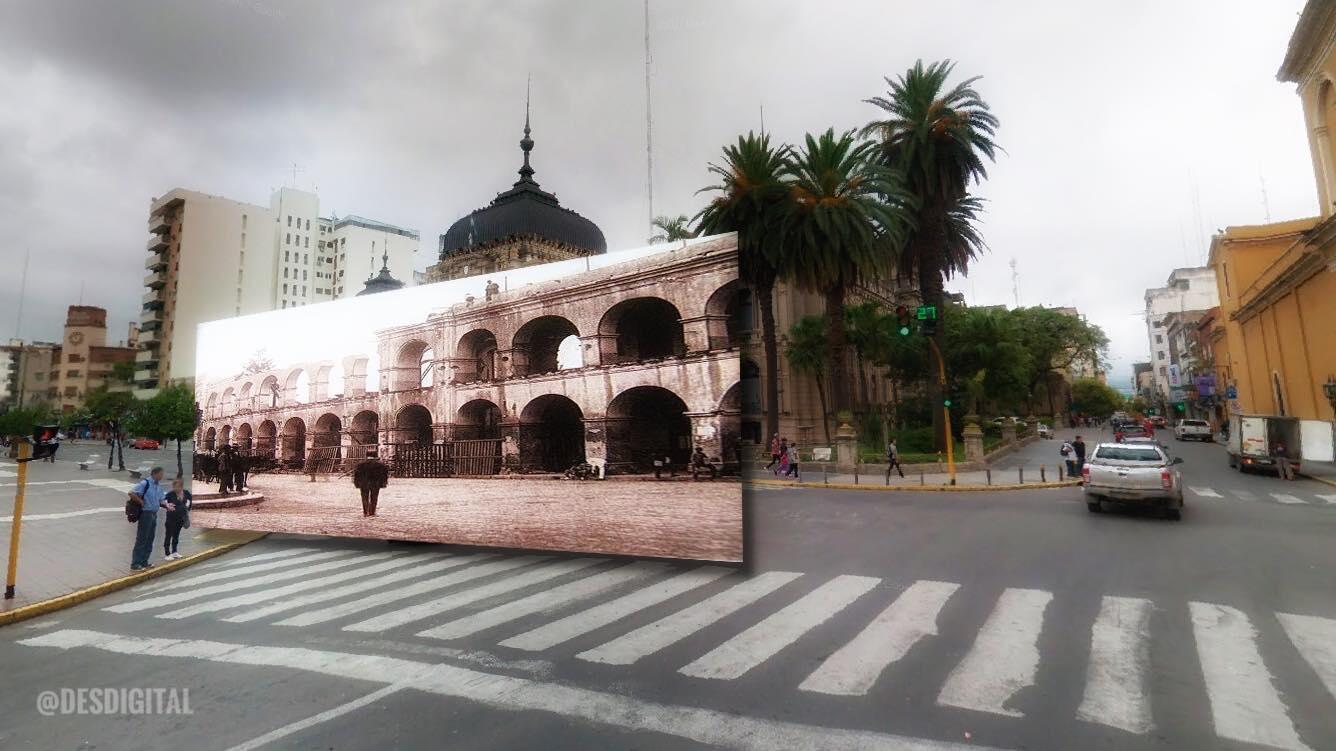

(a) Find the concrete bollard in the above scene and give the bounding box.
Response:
[986,468,992,485]
[1059,465,1064,481]
[854,462,859,485]
[1041,465,1046,482]
[1019,467,1024,484]
[823,464,828,485]
[920,472,925,485]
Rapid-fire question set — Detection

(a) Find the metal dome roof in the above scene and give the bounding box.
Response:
[439,113,606,257]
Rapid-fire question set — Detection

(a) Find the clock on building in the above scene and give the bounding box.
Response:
[69,332,84,345]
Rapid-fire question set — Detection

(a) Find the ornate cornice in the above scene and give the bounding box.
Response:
[1278,0,1336,85]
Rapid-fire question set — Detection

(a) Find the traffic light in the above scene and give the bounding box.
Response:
[917,305,937,336]
[894,305,912,336]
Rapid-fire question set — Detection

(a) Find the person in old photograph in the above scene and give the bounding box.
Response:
[353,452,390,516]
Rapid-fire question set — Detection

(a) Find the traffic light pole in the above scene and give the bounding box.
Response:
[5,440,32,599]
[926,337,956,486]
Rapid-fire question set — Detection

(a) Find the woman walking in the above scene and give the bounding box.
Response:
[163,477,192,560]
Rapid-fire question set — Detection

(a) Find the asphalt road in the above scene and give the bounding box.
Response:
[1,430,1334,750]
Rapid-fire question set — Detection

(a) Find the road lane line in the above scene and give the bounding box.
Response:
[1189,602,1310,750]
[1277,613,1336,703]
[799,580,959,696]
[936,588,1053,717]
[1188,487,1221,498]
[0,507,121,522]
[276,556,543,627]
[1076,596,1153,734]
[19,629,1010,751]
[343,558,604,633]
[576,571,802,666]
[499,566,732,652]
[1315,494,1336,505]
[1272,493,1307,505]
[679,574,880,681]
[106,552,397,613]
[134,550,353,595]
[419,562,665,641]
[224,682,411,751]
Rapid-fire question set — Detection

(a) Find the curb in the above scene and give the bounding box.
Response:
[748,478,1082,493]
[1300,472,1336,489]
[0,532,268,628]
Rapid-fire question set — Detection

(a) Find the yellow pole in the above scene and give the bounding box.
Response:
[927,339,956,485]
[5,439,31,599]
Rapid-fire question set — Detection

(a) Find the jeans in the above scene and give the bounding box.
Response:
[132,510,158,567]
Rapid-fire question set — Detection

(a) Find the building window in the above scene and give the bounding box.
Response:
[305,219,310,230]
[1157,352,1165,360]
[287,215,292,227]
[1155,334,1162,344]
[66,370,80,378]
[285,250,290,262]
[302,286,307,296]
[286,233,291,245]
[242,214,248,229]
[282,300,287,309]
[304,236,309,248]
[303,270,308,281]
[283,283,288,294]
[340,238,346,247]
[304,254,308,264]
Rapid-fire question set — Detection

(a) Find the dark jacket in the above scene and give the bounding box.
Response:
[164,489,192,523]
[353,460,390,490]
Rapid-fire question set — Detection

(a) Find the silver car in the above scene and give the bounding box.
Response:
[1082,441,1185,520]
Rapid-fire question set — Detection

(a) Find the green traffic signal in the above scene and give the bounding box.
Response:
[944,398,952,407]
[898,325,910,336]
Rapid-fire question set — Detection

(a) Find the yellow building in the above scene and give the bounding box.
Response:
[1203,1,1336,453]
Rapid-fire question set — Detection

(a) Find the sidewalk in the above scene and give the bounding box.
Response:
[1300,459,1336,487]
[747,463,1077,491]
[0,448,263,623]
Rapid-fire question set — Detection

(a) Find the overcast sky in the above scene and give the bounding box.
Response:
[0,0,1317,389]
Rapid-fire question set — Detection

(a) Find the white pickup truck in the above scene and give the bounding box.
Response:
[1082,442,1184,520]
[1173,419,1213,441]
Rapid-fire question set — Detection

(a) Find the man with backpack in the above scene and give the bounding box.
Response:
[127,467,174,571]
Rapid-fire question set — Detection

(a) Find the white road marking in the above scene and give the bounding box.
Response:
[77,478,138,491]
[1188,487,1221,498]
[200,547,319,570]
[1315,494,1336,505]
[936,588,1053,717]
[106,552,397,613]
[799,579,959,696]
[343,558,603,633]
[1277,613,1336,703]
[1231,489,1258,501]
[19,629,1007,751]
[577,571,802,666]
[1272,493,1307,505]
[223,682,411,751]
[1076,596,1154,734]
[499,566,732,652]
[1189,602,1310,750]
[134,550,354,595]
[419,562,665,641]
[0,507,121,522]
[679,574,880,681]
[222,555,491,624]
[276,556,543,628]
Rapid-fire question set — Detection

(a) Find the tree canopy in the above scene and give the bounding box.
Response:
[1070,378,1124,419]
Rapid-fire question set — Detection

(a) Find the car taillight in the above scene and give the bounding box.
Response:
[1161,470,1172,489]
[1081,466,1090,483]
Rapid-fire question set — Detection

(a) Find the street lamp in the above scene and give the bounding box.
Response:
[1323,374,1336,416]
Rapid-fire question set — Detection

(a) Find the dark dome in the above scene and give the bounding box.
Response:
[357,253,405,296]
[439,112,606,257]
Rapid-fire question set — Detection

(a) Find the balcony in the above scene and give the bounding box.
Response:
[143,271,166,290]
[139,319,161,333]
[134,351,159,369]
[147,234,168,253]
[142,288,165,308]
[138,329,158,347]
[145,254,168,271]
[148,214,169,234]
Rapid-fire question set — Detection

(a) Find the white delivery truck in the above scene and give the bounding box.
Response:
[1226,414,1301,476]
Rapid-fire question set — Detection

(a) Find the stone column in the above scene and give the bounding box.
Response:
[1001,421,1017,444]
[686,412,723,460]
[498,347,527,379]
[678,316,713,355]
[586,334,620,367]
[582,416,610,478]
[963,422,985,462]
[498,419,522,473]
[1025,415,1039,438]
[835,422,858,470]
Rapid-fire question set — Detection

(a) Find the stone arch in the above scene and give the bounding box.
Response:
[350,410,379,454]
[455,328,499,383]
[257,375,280,408]
[284,368,310,404]
[221,387,236,416]
[312,363,335,402]
[281,417,306,463]
[392,339,433,391]
[238,381,254,410]
[519,394,585,471]
[394,403,434,445]
[455,399,503,440]
[606,385,691,470]
[205,392,219,419]
[256,419,277,456]
[512,316,580,376]
[705,281,752,348]
[341,355,371,396]
[718,381,745,459]
[203,426,217,451]
[219,424,233,447]
[313,413,342,458]
[598,297,686,364]
[236,422,253,450]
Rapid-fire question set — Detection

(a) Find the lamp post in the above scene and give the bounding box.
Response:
[1323,375,1336,417]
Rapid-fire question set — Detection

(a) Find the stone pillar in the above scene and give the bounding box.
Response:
[963,422,985,462]
[582,417,610,478]
[1025,415,1039,438]
[678,316,712,355]
[587,334,620,367]
[835,422,858,470]
[498,419,522,473]
[686,412,723,461]
[1001,421,1017,444]
[498,347,527,379]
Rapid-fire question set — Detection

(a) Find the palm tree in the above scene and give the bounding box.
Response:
[863,59,998,450]
[844,301,884,411]
[696,132,791,440]
[649,215,696,243]
[785,315,831,445]
[778,128,915,419]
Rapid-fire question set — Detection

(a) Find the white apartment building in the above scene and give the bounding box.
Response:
[136,187,417,393]
[1143,267,1219,401]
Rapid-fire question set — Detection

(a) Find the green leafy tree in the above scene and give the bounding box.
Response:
[1071,378,1124,419]
[84,386,138,470]
[243,349,275,375]
[943,305,1031,415]
[0,404,55,443]
[863,60,999,450]
[785,315,831,444]
[127,384,196,478]
[778,128,915,418]
[844,301,884,411]
[649,214,696,243]
[109,360,137,385]
[1010,307,1109,418]
[696,132,791,440]
[870,313,930,430]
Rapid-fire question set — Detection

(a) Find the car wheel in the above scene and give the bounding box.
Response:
[1087,500,1102,513]
[1165,508,1182,521]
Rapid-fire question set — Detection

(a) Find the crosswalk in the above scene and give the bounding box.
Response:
[82,546,1336,749]
[1188,486,1336,506]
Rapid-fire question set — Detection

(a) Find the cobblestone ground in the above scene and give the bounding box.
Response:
[194,474,743,562]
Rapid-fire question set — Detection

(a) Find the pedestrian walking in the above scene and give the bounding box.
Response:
[231,451,248,493]
[1060,440,1077,477]
[1073,435,1087,473]
[886,439,905,479]
[785,442,800,480]
[352,451,390,516]
[217,445,233,495]
[776,439,790,477]
[162,477,192,560]
[128,467,172,571]
[764,433,781,471]
[1273,440,1295,481]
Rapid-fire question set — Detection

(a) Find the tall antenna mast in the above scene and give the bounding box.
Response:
[1010,258,1020,308]
[14,249,29,338]
[1260,175,1272,222]
[643,0,654,240]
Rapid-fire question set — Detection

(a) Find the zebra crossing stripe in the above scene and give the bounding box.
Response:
[162,554,442,619]
[1315,494,1336,505]
[1188,487,1221,498]
[199,547,318,570]
[135,550,352,596]
[275,556,545,628]
[577,571,802,666]
[936,588,1053,717]
[499,566,733,652]
[799,580,959,696]
[1189,602,1310,751]
[221,555,491,623]
[343,558,604,633]
[418,562,666,641]
[106,552,397,613]
[679,575,880,681]
[1277,613,1336,703]
[1076,596,1153,734]
[1272,493,1307,505]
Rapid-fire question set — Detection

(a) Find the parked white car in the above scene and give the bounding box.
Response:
[1082,442,1185,520]
[1173,419,1213,442]
[1036,423,1052,439]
